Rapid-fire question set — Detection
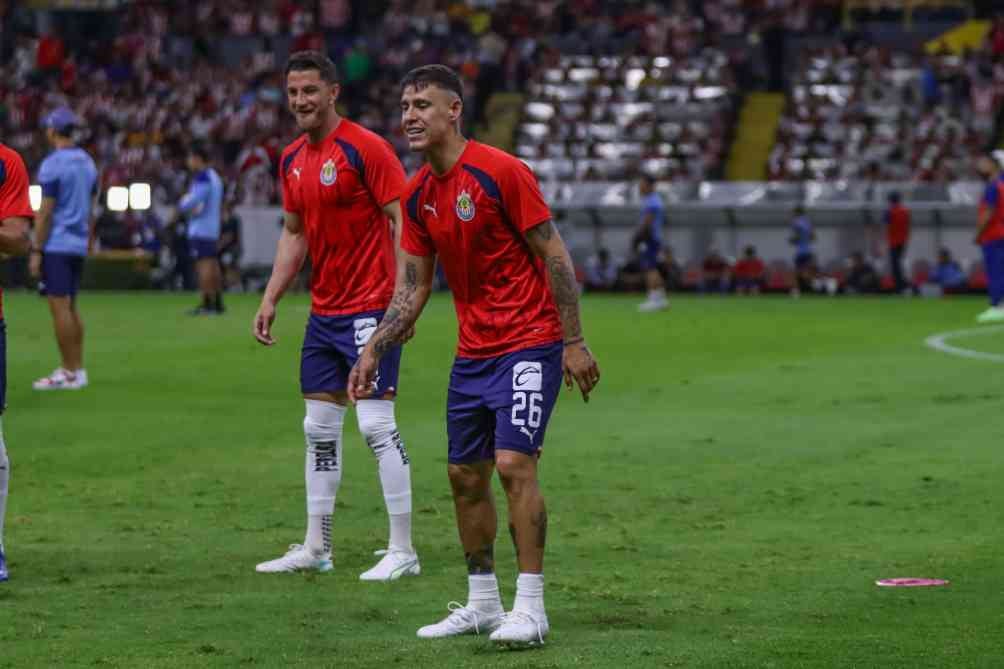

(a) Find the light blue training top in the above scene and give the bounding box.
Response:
[37,147,98,256]
[179,168,223,241]
[642,192,665,245]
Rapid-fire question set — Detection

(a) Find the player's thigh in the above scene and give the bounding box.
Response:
[446,387,495,465]
[446,355,498,465]
[0,319,6,413]
[41,253,82,299]
[491,343,563,458]
[336,309,402,397]
[300,315,352,395]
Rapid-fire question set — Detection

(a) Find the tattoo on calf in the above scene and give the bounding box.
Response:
[465,543,495,575]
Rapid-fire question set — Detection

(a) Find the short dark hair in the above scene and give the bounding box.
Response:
[188,142,211,163]
[888,191,901,204]
[399,64,464,103]
[285,50,339,84]
[640,174,655,187]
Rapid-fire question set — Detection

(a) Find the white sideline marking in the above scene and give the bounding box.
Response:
[924,326,1004,363]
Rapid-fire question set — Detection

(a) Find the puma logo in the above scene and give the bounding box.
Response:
[292,167,302,180]
[519,426,537,442]
[423,203,437,217]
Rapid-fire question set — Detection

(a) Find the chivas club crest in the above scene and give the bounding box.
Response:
[455,189,475,221]
[320,159,337,186]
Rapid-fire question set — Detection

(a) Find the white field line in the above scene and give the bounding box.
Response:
[924,325,1004,363]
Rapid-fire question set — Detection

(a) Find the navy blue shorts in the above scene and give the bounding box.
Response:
[795,252,814,269]
[447,342,563,464]
[300,310,401,396]
[638,241,662,271]
[40,252,85,298]
[189,238,218,261]
[0,319,6,413]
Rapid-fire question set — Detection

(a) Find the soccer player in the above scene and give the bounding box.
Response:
[30,107,98,391]
[975,154,1004,323]
[177,143,225,315]
[349,64,600,645]
[635,175,668,312]
[252,51,419,581]
[0,140,35,581]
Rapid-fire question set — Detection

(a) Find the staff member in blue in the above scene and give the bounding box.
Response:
[177,143,224,315]
[30,107,98,391]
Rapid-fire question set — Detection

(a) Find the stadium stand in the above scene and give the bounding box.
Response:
[768,43,1003,181]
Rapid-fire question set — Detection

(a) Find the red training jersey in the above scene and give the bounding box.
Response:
[886,204,910,248]
[400,141,563,358]
[0,144,34,319]
[978,175,1004,245]
[279,119,406,316]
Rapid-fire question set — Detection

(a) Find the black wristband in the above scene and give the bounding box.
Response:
[564,336,584,346]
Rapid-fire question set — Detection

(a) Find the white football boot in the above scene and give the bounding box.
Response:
[33,368,88,391]
[416,602,503,639]
[255,544,332,573]
[489,610,550,646]
[359,548,420,581]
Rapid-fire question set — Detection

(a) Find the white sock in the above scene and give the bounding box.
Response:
[0,418,8,552]
[648,288,665,301]
[512,573,545,614]
[467,574,503,613]
[303,399,346,556]
[357,399,413,552]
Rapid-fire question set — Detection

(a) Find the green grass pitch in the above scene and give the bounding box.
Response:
[1,291,1002,668]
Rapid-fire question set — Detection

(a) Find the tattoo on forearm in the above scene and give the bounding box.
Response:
[465,543,495,575]
[533,510,547,549]
[371,260,419,356]
[545,255,582,341]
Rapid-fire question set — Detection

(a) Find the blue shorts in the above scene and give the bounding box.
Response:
[447,342,563,464]
[0,319,6,413]
[639,241,662,272]
[40,252,84,298]
[189,237,218,261]
[300,310,401,396]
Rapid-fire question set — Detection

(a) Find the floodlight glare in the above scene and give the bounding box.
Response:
[107,186,129,212]
[129,183,151,210]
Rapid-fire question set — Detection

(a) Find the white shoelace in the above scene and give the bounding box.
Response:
[444,601,484,634]
[498,610,545,644]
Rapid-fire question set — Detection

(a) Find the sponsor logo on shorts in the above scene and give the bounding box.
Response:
[353,317,378,349]
[512,361,542,391]
[320,159,337,186]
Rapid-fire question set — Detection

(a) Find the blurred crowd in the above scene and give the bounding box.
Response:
[770,25,1004,181]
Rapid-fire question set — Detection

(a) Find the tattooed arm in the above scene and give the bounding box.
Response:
[347,251,435,402]
[525,220,600,402]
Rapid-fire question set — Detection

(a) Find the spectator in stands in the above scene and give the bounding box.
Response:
[733,245,765,295]
[789,205,815,295]
[885,191,911,294]
[931,248,966,291]
[844,252,880,294]
[701,249,731,294]
[584,247,618,292]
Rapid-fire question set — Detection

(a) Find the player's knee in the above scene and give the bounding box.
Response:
[495,451,537,491]
[356,399,398,448]
[448,463,491,501]
[303,399,346,443]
